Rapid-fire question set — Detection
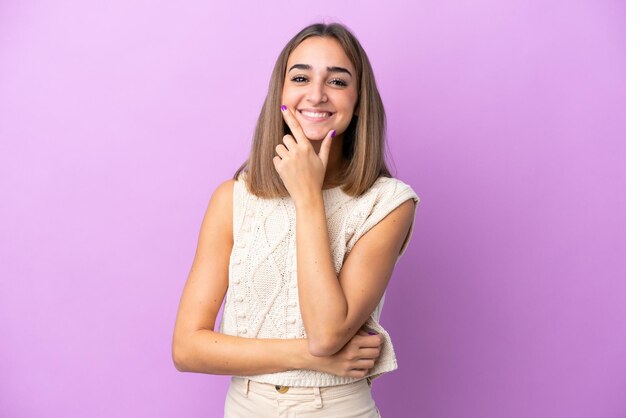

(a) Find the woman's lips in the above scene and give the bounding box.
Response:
[298,109,334,122]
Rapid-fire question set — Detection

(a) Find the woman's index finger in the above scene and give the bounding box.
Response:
[280,105,309,144]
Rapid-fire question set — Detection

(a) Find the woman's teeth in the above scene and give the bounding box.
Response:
[301,111,331,118]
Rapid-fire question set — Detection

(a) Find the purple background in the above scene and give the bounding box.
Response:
[1,1,625,417]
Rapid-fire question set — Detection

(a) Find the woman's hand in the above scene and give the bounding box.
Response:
[308,330,384,379]
[273,105,335,204]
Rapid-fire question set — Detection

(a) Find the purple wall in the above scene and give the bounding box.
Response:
[1,1,625,417]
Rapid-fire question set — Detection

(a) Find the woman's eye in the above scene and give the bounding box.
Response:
[330,79,348,87]
[291,76,308,83]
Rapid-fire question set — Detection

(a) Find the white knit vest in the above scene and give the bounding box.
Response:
[219,173,420,387]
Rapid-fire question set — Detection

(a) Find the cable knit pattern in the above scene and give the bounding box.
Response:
[218,172,420,387]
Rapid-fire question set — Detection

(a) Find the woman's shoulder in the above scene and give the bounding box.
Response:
[213,169,251,198]
[366,176,419,201]
[207,178,236,215]
[215,177,236,195]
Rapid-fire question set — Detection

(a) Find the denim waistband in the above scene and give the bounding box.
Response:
[230,376,371,402]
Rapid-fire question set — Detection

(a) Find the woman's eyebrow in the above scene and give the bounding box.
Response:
[288,64,353,77]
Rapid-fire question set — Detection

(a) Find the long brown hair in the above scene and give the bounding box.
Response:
[234,22,391,198]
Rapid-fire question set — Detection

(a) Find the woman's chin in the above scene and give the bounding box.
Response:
[302,128,330,141]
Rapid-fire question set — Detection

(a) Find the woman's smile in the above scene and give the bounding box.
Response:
[298,108,335,123]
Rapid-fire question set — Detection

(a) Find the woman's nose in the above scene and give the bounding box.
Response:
[305,81,328,104]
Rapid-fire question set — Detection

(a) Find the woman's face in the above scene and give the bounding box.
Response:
[281,36,358,141]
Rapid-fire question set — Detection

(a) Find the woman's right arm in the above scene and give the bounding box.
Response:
[171,179,382,377]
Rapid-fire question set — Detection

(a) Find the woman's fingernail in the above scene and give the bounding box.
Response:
[280,105,287,111]
[331,130,336,138]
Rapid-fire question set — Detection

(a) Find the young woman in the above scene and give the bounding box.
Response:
[172,22,420,417]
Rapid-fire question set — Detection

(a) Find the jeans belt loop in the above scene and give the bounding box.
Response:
[313,386,323,409]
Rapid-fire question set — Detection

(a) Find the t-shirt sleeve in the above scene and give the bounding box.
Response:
[346,178,420,260]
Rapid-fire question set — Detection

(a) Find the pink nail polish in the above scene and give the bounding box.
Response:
[280,105,287,111]
[331,130,336,138]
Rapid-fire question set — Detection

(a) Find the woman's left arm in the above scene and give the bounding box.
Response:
[294,195,415,357]
[274,107,417,357]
